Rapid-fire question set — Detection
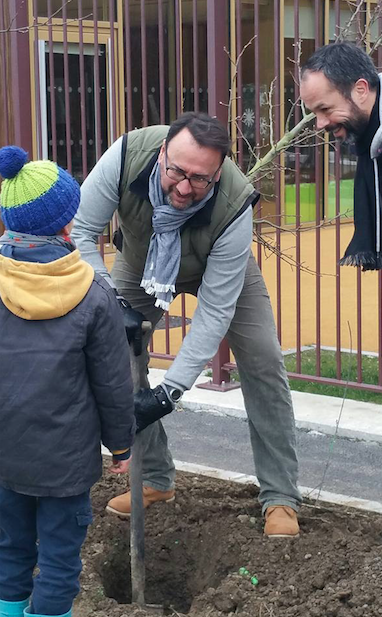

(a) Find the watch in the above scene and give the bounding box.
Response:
[168,387,182,403]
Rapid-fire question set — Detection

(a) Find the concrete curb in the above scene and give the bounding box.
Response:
[102,448,382,515]
[173,460,382,515]
[174,460,382,514]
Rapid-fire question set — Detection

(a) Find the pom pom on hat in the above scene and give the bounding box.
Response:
[0,145,80,236]
[0,146,28,179]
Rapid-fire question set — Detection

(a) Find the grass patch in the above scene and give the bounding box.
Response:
[223,349,382,405]
[283,349,382,405]
[284,179,354,224]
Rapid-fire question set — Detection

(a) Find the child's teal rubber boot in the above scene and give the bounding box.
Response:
[23,608,71,617]
[0,599,29,617]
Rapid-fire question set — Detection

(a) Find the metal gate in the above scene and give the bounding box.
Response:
[1,0,382,396]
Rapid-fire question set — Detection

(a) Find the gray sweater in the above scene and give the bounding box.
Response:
[72,137,253,391]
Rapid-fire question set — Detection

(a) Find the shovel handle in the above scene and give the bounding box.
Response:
[130,432,146,605]
[129,320,152,606]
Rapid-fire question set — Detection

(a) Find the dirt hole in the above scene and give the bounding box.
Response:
[81,469,382,616]
[96,517,244,614]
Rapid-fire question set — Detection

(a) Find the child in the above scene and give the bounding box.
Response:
[0,147,136,617]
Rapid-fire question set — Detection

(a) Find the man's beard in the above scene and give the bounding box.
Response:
[327,102,369,145]
[166,189,193,210]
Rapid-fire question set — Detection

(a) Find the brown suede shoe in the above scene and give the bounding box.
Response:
[264,506,300,538]
[105,486,175,518]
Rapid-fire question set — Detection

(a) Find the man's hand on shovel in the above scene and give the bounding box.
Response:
[134,384,182,433]
[114,290,145,356]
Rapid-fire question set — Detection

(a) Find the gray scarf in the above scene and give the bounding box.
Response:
[141,161,213,310]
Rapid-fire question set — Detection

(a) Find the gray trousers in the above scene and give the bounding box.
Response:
[112,251,302,513]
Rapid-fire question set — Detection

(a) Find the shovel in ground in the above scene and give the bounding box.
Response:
[129,321,164,615]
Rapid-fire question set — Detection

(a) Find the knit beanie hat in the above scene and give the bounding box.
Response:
[0,146,80,235]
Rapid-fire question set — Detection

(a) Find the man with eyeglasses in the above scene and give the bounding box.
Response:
[73,112,301,538]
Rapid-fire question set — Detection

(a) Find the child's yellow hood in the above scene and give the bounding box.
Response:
[0,249,94,320]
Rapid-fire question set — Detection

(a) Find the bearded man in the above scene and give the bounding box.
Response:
[300,41,382,269]
[72,112,302,537]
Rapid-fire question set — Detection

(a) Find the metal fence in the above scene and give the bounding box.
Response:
[1,0,382,395]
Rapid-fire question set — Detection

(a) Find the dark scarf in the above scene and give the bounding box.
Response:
[340,76,382,270]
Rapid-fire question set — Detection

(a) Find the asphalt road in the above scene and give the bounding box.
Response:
[162,408,382,503]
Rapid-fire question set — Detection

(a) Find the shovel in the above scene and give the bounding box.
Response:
[129,321,163,615]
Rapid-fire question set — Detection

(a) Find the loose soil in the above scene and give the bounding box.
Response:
[75,459,382,617]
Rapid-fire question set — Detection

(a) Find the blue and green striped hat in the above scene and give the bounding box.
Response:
[0,146,80,236]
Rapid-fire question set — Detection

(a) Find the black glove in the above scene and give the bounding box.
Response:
[114,290,145,356]
[134,385,174,433]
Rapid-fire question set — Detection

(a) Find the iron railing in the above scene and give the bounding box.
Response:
[1,0,382,395]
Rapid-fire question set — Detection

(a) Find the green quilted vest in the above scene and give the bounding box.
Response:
[118,125,258,283]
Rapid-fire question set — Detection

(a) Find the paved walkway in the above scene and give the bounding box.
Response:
[149,368,382,444]
[103,368,382,515]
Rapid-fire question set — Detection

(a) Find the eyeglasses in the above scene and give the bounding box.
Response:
[164,150,221,190]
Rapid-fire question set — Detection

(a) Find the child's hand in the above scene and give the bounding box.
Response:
[109,457,131,474]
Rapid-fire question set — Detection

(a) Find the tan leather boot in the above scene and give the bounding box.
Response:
[105,486,175,518]
[264,506,300,538]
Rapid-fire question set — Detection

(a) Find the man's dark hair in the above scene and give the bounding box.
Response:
[301,42,379,99]
[167,112,230,161]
